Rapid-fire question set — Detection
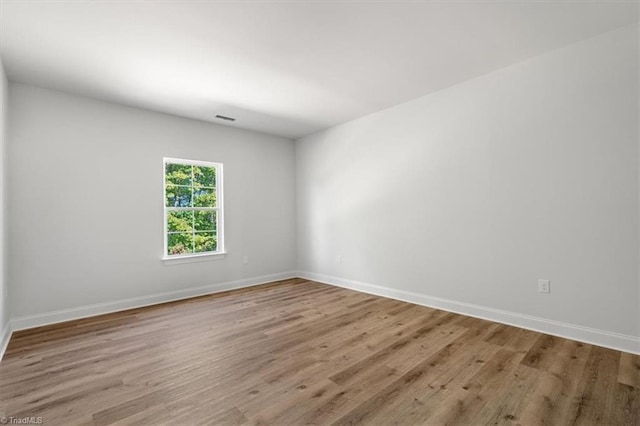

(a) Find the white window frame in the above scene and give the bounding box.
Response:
[162,157,225,262]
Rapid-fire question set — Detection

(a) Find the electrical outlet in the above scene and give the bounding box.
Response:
[337,255,342,264]
[538,279,550,294]
[242,256,249,265]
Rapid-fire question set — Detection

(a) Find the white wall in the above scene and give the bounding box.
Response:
[297,25,640,345]
[8,83,297,322]
[0,59,9,343]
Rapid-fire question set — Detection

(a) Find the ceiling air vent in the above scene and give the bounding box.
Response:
[215,115,236,122]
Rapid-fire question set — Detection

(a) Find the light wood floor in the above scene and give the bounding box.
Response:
[1,278,638,425]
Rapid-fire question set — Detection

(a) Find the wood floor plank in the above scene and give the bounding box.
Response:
[520,333,563,370]
[565,345,622,425]
[611,383,640,426]
[516,339,592,425]
[356,330,501,425]
[294,365,399,425]
[1,279,638,425]
[468,363,540,425]
[618,352,640,388]
[416,347,529,425]
[328,320,463,385]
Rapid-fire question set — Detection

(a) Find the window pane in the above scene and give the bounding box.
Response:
[194,188,216,207]
[167,211,194,232]
[194,232,216,253]
[194,165,216,188]
[167,233,194,255]
[165,163,192,186]
[166,185,192,207]
[194,210,216,231]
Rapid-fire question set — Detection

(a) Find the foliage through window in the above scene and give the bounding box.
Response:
[164,158,223,257]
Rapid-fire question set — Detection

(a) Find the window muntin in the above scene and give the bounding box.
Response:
[164,158,223,258]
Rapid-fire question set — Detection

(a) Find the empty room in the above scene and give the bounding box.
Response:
[0,0,639,425]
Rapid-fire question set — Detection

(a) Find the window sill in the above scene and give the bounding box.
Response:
[162,252,227,265]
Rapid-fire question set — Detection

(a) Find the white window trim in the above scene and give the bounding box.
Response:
[162,251,226,265]
[162,157,225,262]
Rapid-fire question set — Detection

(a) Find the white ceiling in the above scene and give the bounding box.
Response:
[1,1,638,139]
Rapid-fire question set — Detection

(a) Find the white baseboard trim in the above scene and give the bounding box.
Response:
[0,321,12,362]
[298,271,640,355]
[11,271,298,332]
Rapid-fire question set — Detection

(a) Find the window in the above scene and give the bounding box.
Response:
[163,158,224,259]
